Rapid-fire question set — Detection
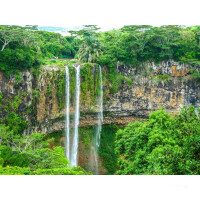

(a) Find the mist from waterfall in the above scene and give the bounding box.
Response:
[65,64,103,172]
[70,65,81,167]
[65,66,70,161]
[96,65,103,148]
[93,65,103,174]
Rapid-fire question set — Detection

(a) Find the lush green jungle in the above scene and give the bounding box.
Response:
[1,25,200,74]
[0,25,200,175]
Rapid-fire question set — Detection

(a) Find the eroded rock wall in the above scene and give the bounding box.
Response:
[106,61,200,118]
[0,61,199,134]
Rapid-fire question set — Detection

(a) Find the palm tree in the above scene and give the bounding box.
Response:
[78,35,103,63]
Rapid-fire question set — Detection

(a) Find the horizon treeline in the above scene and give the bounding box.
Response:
[0,25,200,74]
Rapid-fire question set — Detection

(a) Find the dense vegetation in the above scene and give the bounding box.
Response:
[1,25,200,80]
[99,125,119,174]
[1,25,200,175]
[1,25,200,70]
[0,124,91,175]
[98,25,200,68]
[115,106,200,175]
[0,25,76,77]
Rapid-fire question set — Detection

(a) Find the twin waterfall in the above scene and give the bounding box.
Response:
[65,65,103,173]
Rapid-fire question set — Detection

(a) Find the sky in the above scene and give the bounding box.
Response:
[37,25,125,33]
[1,0,199,27]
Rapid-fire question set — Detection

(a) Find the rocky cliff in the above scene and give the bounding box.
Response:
[0,61,199,135]
[1,60,199,174]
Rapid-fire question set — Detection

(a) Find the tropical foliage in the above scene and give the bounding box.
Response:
[0,25,75,76]
[97,25,200,70]
[1,25,200,73]
[0,166,91,175]
[0,125,90,175]
[1,25,200,175]
[115,106,200,175]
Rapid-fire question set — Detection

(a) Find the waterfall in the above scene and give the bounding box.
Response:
[96,65,103,148]
[65,64,103,172]
[65,66,70,161]
[94,65,103,174]
[71,65,81,167]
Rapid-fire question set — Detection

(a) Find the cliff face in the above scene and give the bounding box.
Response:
[105,61,199,117]
[0,60,199,174]
[0,61,199,135]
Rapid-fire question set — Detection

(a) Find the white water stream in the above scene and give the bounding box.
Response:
[65,66,70,161]
[94,65,103,174]
[65,65,103,172]
[70,65,81,167]
[96,65,103,148]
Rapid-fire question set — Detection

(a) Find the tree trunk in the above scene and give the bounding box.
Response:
[1,43,7,51]
[1,39,11,51]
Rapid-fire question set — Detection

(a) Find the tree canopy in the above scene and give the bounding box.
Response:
[1,25,200,74]
[115,106,200,175]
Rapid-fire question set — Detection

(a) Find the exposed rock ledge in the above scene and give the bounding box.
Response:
[0,60,199,134]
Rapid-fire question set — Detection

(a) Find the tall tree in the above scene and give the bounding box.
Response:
[77,25,103,63]
[78,35,103,63]
[0,25,37,51]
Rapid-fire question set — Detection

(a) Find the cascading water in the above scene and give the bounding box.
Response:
[96,65,103,148]
[65,64,103,172]
[93,65,103,174]
[71,65,81,167]
[65,66,70,161]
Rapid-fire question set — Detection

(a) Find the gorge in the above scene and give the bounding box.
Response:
[0,60,199,174]
[1,25,200,175]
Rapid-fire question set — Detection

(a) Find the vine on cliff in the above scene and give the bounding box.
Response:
[55,70,65,109]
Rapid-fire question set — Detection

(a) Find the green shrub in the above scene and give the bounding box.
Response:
[0,145,13,166]
[0,166,31,175]
[32,167,92,175]
[0,145,29,167]
[15,73,23,83]
[24,146,68,170]
[108,72,132,94]
[6,112,27,134]
[151,74,170,83]
[99,125,119,174]
[56,71,65,109]
[7,153,30,168]
[115,106,200,175]
[0,166,92,175]
[0,158,4,166]
[50,60,56,63]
